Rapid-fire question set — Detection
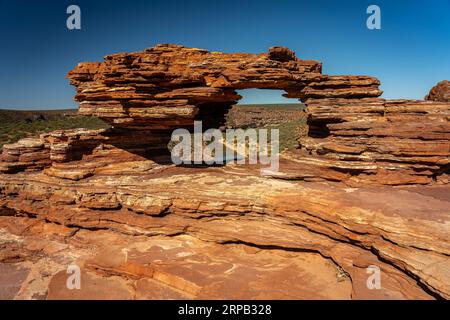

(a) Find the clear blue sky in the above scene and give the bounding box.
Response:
[0,0,449,109]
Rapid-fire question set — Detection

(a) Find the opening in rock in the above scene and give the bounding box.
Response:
[227,89,306,151]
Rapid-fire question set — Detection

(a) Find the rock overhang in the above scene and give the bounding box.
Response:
[0,44,449,300]
[66,44,380,130]
[0,44,448,186]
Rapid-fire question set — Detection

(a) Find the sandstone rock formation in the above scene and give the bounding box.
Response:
[0,138,50,173]
[292,98,450,185]
[66,44,322,130]
[0,44,449,300]
[64,44,450,185]
[3,44,447,185]
[0,164,449,299]
[425,80,450,102]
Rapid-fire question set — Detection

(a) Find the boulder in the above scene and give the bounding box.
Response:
[425,80,450,102]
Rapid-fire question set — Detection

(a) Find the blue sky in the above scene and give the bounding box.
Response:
[0,0,449,109]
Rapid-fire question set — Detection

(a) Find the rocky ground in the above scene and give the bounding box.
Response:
[226,104,305,129]
[0,160,449,299]
[0,109,108,149]
[0,104,305,151]
[0,44,448,300]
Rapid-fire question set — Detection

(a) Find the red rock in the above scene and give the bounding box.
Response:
[0,44,449,300]
[0,164,449,299]
[64,44,450,185]
[66,44,324,131]
[296,98,450,185]
[268,46,297,62]
[425,80,450,102]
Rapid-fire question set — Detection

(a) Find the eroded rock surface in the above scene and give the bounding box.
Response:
[295,98,450,185]
[2,44,448,184]
[0,44,449,299]
[66,44,322,130]
[0,160,450,299]
[64,45,450,185]
[426,80,450,102]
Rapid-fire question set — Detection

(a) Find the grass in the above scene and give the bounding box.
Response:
[237,103,305,110]
[0,104,306,152]
[0,113,109,149]
[265,119,306,151]
[167,119,306,158]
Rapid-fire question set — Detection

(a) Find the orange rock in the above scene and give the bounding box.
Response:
[425,80,450,102]
[0,44,449,300]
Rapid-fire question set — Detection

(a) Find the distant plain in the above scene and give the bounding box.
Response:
[0,104,306,150]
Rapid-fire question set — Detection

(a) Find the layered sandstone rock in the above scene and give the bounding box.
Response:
[0,44,449,300]
[64,44,449,185]
[0,138,50,174]
[425,80,450,102]
[66,44,321,130]
[293,98,450,185]
[2,45,448,185]
[1,164,449,299]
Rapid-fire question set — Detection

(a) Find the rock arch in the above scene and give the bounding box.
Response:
[0,45,450,300]
[1,44,449,185]
[64,44,449,185]
[67,44,381,132]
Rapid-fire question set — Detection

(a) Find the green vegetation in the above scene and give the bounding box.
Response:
[264,119,306,151]
[167,119,306,156]
[230,104,306,151]
[0,109,109,149]
[0,104,306,152]
[236,103,305,110]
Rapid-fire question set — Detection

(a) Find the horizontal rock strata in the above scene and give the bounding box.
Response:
[0,45,449,300]
[1,164,449,299]
[64,44,450,185]
[294,98,450,185]
[425,80,450,102]
[0,138,51,173]
[2,45,447,185]
[67,44,321,130]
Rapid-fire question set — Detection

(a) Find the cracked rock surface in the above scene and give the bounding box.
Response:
[0,44,449,299]
[0,162,449,299]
